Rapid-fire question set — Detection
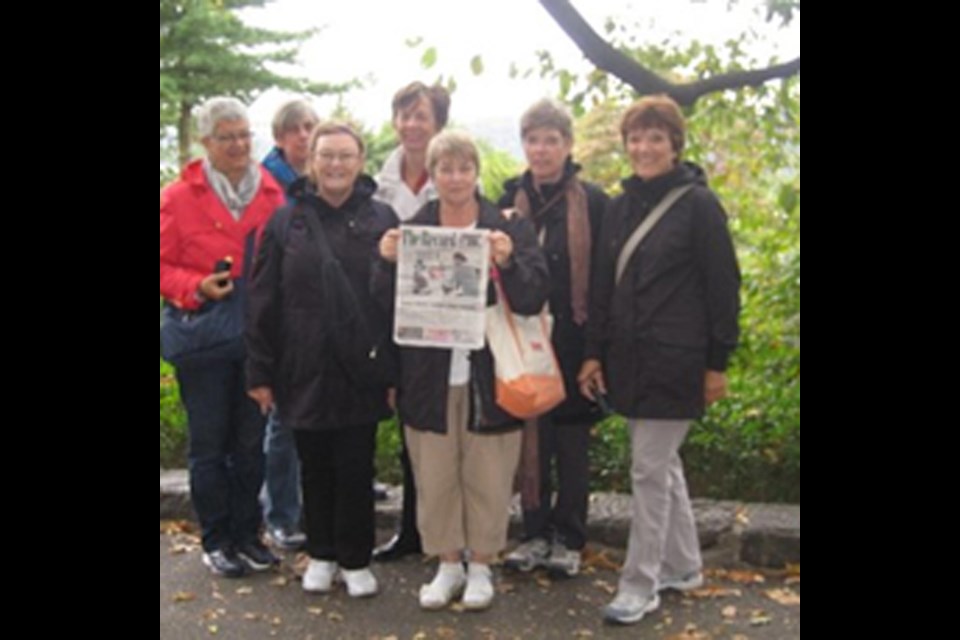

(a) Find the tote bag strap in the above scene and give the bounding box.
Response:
[615,185,695,287]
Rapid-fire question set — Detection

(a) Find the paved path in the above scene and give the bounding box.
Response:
[160,527,801,639]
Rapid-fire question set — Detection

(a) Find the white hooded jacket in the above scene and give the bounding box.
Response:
[374,147,438,222]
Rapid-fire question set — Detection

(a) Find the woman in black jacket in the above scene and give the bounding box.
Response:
[377,131,549,612]
[498,99,609,579]
[246,123,398,600]
[579,96,741,626]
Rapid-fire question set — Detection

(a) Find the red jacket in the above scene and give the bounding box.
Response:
[160,160,284,310]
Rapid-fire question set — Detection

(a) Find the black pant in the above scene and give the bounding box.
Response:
[295,424,377,570]
[398,426,421,543]
[176,359,266,553]
[522,417,593,550]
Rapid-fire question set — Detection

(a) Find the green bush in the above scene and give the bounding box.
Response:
[160,359,187,468]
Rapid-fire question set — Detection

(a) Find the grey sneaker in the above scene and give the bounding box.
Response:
[658,571,705,592]
[604,592,661,626]
[504,538,550,572]
[545,542,582,578]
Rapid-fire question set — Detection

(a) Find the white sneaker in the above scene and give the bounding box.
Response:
[341,568,379,598]
[420,563,467,610]
[463,563,495,611]
[302,560,338,594]
[603,592,661,626]
[504,538,550,572]
[658,571,705,592]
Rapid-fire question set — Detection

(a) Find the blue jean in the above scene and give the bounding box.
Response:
[176,359,266,553]
[262,411,302,530]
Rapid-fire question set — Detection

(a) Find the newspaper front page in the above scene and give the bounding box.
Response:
[394,226,491,350]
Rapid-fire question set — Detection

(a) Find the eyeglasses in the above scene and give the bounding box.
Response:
[316,152,360,164]
[212,131,253,145]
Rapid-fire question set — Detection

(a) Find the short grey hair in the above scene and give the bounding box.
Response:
[197,97,249,139]
[427,130,481,177]
[521,98,574,141]
[272,99,319,140]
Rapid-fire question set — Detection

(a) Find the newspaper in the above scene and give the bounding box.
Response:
[394,226,491,350]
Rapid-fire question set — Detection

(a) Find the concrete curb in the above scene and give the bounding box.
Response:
[161,470,800,568]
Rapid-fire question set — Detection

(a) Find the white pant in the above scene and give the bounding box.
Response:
[619,419,703,598]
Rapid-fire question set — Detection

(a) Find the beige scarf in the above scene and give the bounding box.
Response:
[513,178,591,326]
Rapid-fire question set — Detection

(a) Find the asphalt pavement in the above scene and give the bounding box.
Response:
[160,526,801,640]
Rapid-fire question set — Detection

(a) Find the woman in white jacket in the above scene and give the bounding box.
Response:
[373,82,451,561]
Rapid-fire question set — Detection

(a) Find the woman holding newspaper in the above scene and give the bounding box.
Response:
[376,131,549,612]
[578,96,742,626]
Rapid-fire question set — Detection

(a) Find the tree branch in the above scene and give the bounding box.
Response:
[539,0,800,106]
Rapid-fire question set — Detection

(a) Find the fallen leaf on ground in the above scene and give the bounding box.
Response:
[307,607,323,617]
[270,576,289,588]
[436,627,458,639]
[722,605,739,619]
[328,612,344,623]
[160,520,196,535]
[170,543,199,556]
[735,507,751,526]
[726,571,766,585]
[235,587,254,596]
[207,625,219,635]
[766,589,801,606]
[786,564,801,577]
[593,580,617,595]
[497,581,516,594]
[690,587,743,599]
[664,626,711,640]
[749,611,773,627]
[582,549,622,572]
[172,592,196,603]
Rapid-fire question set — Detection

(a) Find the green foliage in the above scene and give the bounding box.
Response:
[160,0,346,167]
[160,359,188,468]
[376,416,403,486]
[477,140,522,203]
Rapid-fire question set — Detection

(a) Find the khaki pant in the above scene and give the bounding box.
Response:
[406,386,523,556]
[619,419,703,599]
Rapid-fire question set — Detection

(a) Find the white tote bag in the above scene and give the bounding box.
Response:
[486,271,566,419]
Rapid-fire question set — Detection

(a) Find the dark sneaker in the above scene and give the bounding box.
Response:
[202,549,247,579]
[236,541,280,572]
[267,526,306,551]
[373,533,422,563]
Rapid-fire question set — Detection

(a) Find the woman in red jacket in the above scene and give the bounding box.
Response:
[160,97,285,579]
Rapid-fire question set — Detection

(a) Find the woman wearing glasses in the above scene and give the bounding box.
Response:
[160,97,285,579]
[246,123,399,599]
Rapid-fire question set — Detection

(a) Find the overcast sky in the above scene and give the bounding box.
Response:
[241,0,799,151]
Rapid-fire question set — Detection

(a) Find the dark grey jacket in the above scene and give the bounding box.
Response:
[586,163,741,420]
[246,176,399,431]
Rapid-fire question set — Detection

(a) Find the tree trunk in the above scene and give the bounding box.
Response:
[178,100,193,170]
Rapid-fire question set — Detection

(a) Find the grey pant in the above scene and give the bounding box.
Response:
[619,419,702,599]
